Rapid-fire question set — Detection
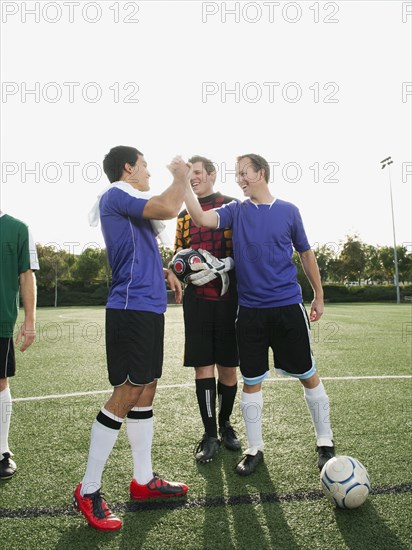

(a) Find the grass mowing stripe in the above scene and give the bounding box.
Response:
[12,375,412,403]
[1,483,411,520]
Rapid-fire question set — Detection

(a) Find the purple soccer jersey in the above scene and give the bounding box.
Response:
[215,198,311,308]
[100,187,166,313]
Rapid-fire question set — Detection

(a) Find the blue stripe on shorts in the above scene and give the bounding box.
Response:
[242,371,269,385]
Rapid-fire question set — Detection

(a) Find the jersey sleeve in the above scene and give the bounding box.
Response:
[111,187,148,219]
[17,225,39,273]
[28,228,40,270]
[174,211,192,253]
[215,200,237,229]
[17,224,32,274]
[174,214,184,253]
[291,207,311,253]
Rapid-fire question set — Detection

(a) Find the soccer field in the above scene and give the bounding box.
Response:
[1,304,411,549]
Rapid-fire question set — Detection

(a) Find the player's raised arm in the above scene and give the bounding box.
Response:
[143,156,192,220]
[184,182,219,228]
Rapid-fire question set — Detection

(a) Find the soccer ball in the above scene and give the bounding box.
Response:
[320,455,371,509]
[170,248,205,283]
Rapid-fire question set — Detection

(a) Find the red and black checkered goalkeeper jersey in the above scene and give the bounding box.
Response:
[174,192,237,301]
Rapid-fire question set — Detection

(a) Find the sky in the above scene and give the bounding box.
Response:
[1,0,411,256]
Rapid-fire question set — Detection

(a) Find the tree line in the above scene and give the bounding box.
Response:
[308,236,411,285]
[36,235,411,306]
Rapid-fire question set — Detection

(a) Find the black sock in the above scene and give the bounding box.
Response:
[218,381,237,428]
[195,378,217,438]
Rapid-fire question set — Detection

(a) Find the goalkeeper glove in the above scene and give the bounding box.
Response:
[187,249,234,296]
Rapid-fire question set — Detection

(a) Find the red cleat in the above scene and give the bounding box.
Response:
[73,483,122,531]
[130,475,188,500]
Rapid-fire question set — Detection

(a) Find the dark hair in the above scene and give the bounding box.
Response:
[188,155,216,175]
[103,145,142,183]
[237,154,270,183]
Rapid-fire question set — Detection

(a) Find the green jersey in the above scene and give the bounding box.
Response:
[0,214,39,337]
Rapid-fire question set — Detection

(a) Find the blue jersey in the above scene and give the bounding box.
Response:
[100,187,166,313]
[216,199,311,308]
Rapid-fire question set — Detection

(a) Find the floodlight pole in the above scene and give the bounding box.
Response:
[381,157,400,304]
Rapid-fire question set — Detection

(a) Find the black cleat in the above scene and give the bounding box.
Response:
[194,433,220,463]
[317,444,336,471]
[235,451,264,476]
[0,453,17,480]
[219,422,241,451]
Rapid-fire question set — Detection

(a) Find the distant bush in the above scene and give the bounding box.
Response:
[37,281,182,307]
[36,280,412,307]
[321,284,412,303]
[37,280,109,307]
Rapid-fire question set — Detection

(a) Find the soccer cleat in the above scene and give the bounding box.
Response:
[0,453,17,480]
[130,475,188,500]
[219,422,241,451]
[317,444,336,471]
[235,451,264,476]
[194,433,220,463]
[73,483,122,531]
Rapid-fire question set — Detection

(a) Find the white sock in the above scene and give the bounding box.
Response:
[304,382,334,447]
[241,390,264,454]
[81,407,123,496]
[0,386,12,456]
[126,406,154,485]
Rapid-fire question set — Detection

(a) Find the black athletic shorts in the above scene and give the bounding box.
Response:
[183,289,238,368]
[236,303,316,384]
[0,337,16,378]
[105,309,164,386]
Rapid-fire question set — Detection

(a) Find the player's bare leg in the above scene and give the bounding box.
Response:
[74,382,144,531]
[127,381,188,500]
[104,382,146,418]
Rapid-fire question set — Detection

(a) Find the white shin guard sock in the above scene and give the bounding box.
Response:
[240,390,264,454]
[304,382,333,447]
[126,407,154,485]
[81,408,123,496]
[0,386,12,456]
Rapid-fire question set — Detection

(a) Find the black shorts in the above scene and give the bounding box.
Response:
[183,289,238,368]
[236,303,316,384]
[105,309,164,386]
[0,338,16,379]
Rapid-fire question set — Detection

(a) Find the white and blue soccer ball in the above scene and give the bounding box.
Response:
[320,455,371,509]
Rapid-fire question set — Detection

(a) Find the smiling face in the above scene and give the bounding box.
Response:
[125,154,151,191]
[190,161,216,198]
[236,156,265,198]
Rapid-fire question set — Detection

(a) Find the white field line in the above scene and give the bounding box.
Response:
[13,375,412,403]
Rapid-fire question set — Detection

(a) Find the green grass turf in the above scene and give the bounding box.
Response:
[1,494,411,550]
[1,304,411,549]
